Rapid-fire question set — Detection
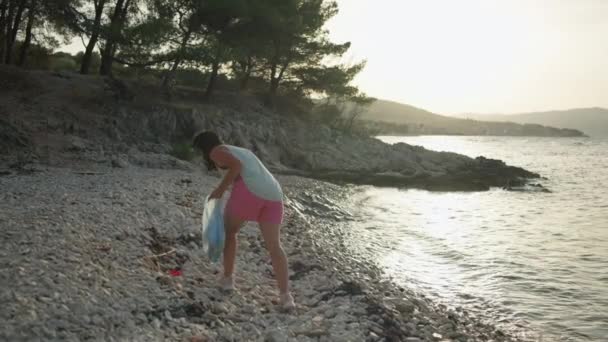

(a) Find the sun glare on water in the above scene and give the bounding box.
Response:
[380,190,484,296]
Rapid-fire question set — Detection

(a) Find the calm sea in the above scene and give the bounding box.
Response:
[346,136,608,341]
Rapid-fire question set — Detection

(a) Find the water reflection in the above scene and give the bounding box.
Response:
[346,136,608,341]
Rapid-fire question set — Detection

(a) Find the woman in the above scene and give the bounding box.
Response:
[193,131,295,310]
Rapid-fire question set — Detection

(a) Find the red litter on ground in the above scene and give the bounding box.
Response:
[168,268,182,277]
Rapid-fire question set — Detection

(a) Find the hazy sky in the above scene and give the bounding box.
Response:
[327,0,608,114]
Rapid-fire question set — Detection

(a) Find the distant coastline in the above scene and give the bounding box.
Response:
[362,118,586,137]
[459,108,608,137]
[359,100,588,137]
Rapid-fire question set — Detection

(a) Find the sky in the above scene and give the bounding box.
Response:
[326,0,608,114]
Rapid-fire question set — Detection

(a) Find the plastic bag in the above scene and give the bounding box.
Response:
[201,195,226,263]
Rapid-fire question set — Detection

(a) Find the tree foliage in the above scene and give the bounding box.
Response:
[2,0,367,116]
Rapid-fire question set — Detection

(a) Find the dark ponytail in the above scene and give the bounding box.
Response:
[192,131,222,171]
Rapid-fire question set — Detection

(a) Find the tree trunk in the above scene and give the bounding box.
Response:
[80,0,106,74]
[204,59,220,100]
[2,0,16,64]
[17,0,34,66]
[268,61,278,95]
[264,57,281,106]
[276,62,287,88]
[161,28,192,90]
[5,0,25,64]
[99,0,128,76]
[161,57,181,90]
[269,77,279,95]
[345,106,363,132]
[99,0,123,75]
[269,61,288,96]
[0,0,8,62]
[8,0,23,41]
[238,56,252,91]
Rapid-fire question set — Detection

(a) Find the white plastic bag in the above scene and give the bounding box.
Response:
[201,195,226,262]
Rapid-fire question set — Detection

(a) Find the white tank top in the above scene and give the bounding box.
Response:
[223,145,283,201]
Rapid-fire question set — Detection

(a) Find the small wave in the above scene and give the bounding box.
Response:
[579,254,601,262]
[457,293,476,300]
[496,274,525,281]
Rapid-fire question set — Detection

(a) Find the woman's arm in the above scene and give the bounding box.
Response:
[209,146,242,198]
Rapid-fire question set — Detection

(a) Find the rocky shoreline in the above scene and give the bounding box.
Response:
[0,165,520,341]
[1,66,542,192]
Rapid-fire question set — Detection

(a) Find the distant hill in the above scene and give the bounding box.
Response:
[359,100,585,137]
[458,108,608,137]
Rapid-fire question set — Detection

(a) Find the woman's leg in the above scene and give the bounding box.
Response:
[259,222,290,296]
[223,214,245,280]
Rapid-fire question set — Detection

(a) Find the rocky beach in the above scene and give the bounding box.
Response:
[1,166,520,341]
[0,67,536,341]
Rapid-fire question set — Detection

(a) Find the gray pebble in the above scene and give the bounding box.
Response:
[266,328,289,342]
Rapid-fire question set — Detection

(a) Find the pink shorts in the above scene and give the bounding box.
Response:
[225,178,284,224]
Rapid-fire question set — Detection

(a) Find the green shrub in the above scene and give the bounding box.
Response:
[20,43,52,70]
[74,51,101,72]
[171,143,196,161]
[49,56,77,72]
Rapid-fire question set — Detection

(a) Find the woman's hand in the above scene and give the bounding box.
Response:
[209,187,225,199]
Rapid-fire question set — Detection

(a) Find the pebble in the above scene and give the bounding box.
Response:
[212,303,229,315]
[396,301,415,314]
[91,315,104,326]
[370,325,383,335]
[266,328,289,342]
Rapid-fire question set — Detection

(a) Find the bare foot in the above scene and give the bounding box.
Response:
[280,292,296,311]
[220,276,235,292]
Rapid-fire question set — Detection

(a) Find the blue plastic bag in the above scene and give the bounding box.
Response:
[201,195,226,263]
